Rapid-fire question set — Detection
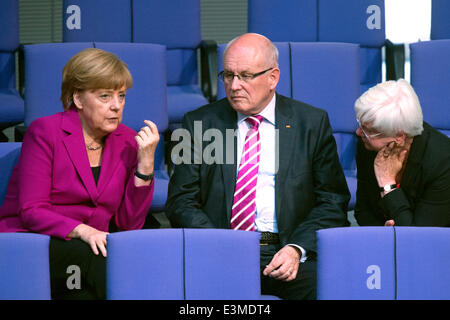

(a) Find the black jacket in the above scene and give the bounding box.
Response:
[355,122,450,226]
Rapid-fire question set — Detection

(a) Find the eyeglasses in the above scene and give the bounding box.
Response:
[218,68,274,83]
[356,119,382,140]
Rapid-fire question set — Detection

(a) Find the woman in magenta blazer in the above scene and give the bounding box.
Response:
[0,48,159,299]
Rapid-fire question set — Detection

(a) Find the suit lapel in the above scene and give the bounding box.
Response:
[61,109,99,202]
[218,101,238,222]
[274,95,295,219]
[400,123,429,198]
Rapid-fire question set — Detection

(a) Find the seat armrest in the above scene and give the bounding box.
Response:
[199,40,218,102]
[385,39,405,80]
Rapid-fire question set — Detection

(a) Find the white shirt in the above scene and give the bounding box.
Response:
[236,94,307,262]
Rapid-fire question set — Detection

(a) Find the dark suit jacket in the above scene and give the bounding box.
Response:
[166,94,350,254]
[354,122,450,226]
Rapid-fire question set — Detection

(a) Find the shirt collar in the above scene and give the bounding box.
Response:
[237,94,276,125]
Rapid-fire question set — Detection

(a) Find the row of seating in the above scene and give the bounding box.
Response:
[1,38,450,213]
[0,229,270,300]
[317,226,450,300]
[2,226,449,300]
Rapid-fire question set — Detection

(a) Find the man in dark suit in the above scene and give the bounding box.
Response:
[166,33,350,299]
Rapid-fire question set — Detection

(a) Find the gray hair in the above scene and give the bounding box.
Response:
[354,79,424,137]
[223,33,279,68]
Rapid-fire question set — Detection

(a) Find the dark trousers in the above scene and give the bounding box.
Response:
[260,243,317,300]
[49,237,106,300]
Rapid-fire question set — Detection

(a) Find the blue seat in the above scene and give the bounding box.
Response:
[0,0,24,137]
[290,42,360,209]
[410,40,450,136]
[0,142,21,205]
[21,42,169,211]
[248,0,386,95]
[23,43,93,127]
[183,229,261,300]
[0,233,51,300]
[431,0,450,40]
[216,42,292,100]
[317,227,396,300]
[318,0,385,95]
[395,227,450,300]
[62,0,132,42]
[132,0,211,131]
[106,229,184,299]
[95,42,169,212]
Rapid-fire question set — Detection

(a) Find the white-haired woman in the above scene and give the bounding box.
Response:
[354,79,450,226]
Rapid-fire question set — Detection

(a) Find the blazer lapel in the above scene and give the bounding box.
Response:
[218,101,238,222]
[61,109,99,202]
[400,123,429,199]
[96,128,123,198]
[274,95,295,219]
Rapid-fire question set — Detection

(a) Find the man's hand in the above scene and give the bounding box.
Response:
[263,245,301,282]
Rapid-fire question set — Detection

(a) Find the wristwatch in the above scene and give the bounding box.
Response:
[134,170,154,181]
[379,183,399,193]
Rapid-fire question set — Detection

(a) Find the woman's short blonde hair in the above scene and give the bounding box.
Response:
[61,48,133,110]
[354,79,424,137]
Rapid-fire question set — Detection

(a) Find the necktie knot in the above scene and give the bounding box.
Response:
[245,115,264,130]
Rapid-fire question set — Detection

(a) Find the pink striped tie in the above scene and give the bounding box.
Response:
[230,115,264,231]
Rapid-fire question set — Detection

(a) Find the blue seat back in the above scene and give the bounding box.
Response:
[23,43,93,126]
[290,42,360,199]
[184,229,261,300]
[431,0,450,40]
[410,40,450,134]
[0,233,51,300]
[217,42,292,100]
[94,42,168,133]
[317,227,396,300]
[132,0,201,87]
[132,0,208,126]
[0,0,24,125]
[248,0,317,42]
[317,0,386,94]
[248,0,385,95]
[0,0,19,88]
[396,227,450,300]
[0,142,21,205]
[106,229,184,299]
[62,0,132,42]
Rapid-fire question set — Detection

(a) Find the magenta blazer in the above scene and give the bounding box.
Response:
[0,109,154,239]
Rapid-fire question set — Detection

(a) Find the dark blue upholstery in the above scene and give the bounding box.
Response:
[395,227,450,300]
[132,0,209,129]
[23,43,92,126]
[0,233,51,300]
[106,229,184,299]
[94,42,169,211]
[317,227,396,300]
[290,42,360,209]
[248,0,385,95]
[62,0,132,42]
[0,0,24,130]
[431,0,450,40]
[183,229,261,300]
[0,142,21,206]
[216,42,292,100]
[410,40,450,135]
[248,0,317,42]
